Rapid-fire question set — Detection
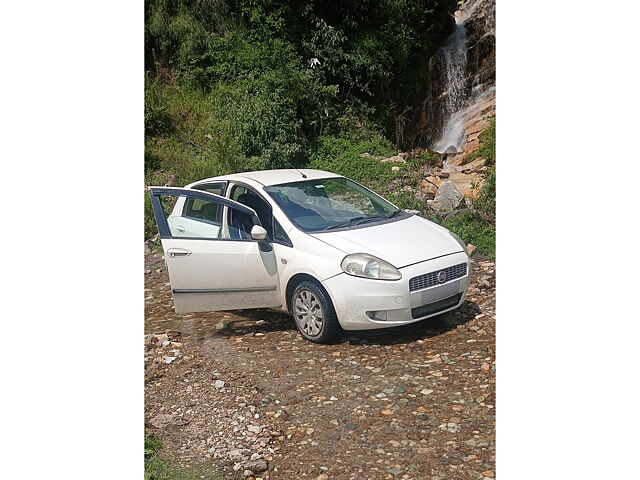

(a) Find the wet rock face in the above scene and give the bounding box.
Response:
[411,0,495,151]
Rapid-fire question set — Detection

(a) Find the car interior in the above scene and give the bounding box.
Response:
[230,187,274,240]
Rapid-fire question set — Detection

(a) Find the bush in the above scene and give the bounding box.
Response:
[307,134,397,186]
[474,166,495,222]
[144,76,172,136]
[443,212,495,259]
[410,150,440,167]
[144,193,157,239]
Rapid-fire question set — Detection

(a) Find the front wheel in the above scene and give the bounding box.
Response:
[291,281,341,343]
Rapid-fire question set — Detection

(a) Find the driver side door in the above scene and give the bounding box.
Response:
[148,187,281,313]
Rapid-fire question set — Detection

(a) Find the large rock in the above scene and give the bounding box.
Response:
[431,181,464,212]
[461,157,486,173]
[149,414,189,428]
[418,178,439,196]
[448,153,465,166]
[448,171,483,198]
[242,459,268,473]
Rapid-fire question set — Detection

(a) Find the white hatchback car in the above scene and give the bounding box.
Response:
[148,169,470,343]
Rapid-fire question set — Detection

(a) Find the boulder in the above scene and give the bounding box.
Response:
[441,164,464,174]
[431,181,463,213]
[444,145,460,154]
[418,178,439,196]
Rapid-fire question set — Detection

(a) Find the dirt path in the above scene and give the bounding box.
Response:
[144,253,496,480]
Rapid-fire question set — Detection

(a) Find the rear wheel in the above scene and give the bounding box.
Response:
[291,281,340,343]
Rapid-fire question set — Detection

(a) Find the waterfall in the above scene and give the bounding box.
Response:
[432,0,493,154]
[433,20,468,153]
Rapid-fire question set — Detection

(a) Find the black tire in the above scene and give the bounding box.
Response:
[290,280,341,343]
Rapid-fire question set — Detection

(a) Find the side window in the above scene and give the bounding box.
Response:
[230,185,274,240]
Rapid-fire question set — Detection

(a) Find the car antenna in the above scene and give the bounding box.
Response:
[286,162,307,178]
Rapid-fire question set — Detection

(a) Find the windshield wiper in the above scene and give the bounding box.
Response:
[322,216,367,231]
[324,211,405,231]
[353,214,389,226]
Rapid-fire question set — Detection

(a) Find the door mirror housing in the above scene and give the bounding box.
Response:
[250,225,268,241]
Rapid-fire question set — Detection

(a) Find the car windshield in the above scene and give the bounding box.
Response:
[264,177,402,233]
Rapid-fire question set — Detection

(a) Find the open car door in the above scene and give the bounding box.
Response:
[148,187,281,313]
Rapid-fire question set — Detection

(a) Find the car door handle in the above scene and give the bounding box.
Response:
[167,248,192,258]
[176,225,185,233]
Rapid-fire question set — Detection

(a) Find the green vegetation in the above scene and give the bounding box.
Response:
[443,212,495,258]
[474,165,496,223]
[307,133,397,185]
[145,434,225,480]
[386,190,425,211]
[409,150,440,167]
[465,116,495,165]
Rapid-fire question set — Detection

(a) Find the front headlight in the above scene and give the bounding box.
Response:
[449,230,467,250]
[341,253,402,280]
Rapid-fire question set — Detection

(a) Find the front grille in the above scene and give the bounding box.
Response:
[411,293,463,319]
[409,263,467,292]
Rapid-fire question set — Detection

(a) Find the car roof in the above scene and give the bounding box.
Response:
[189,169,342,187]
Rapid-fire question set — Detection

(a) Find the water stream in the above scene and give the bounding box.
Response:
[432,0,490,153]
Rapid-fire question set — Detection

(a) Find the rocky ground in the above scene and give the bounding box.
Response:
[145,253,495,480]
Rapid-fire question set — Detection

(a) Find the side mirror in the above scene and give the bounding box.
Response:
[250,225,268,241]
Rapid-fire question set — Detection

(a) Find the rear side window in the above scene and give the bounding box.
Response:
[181,198,224,225]
[184,183,226,223]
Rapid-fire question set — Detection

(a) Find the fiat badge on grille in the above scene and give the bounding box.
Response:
[437,270,447,283]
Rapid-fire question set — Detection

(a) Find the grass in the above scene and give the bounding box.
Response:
[144,434,226,480]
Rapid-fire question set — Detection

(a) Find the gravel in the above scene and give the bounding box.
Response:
[145,252,496,479]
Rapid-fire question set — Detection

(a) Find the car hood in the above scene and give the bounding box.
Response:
[309,215,464,268]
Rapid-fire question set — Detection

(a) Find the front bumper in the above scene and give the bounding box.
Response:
[322,251,470,330]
